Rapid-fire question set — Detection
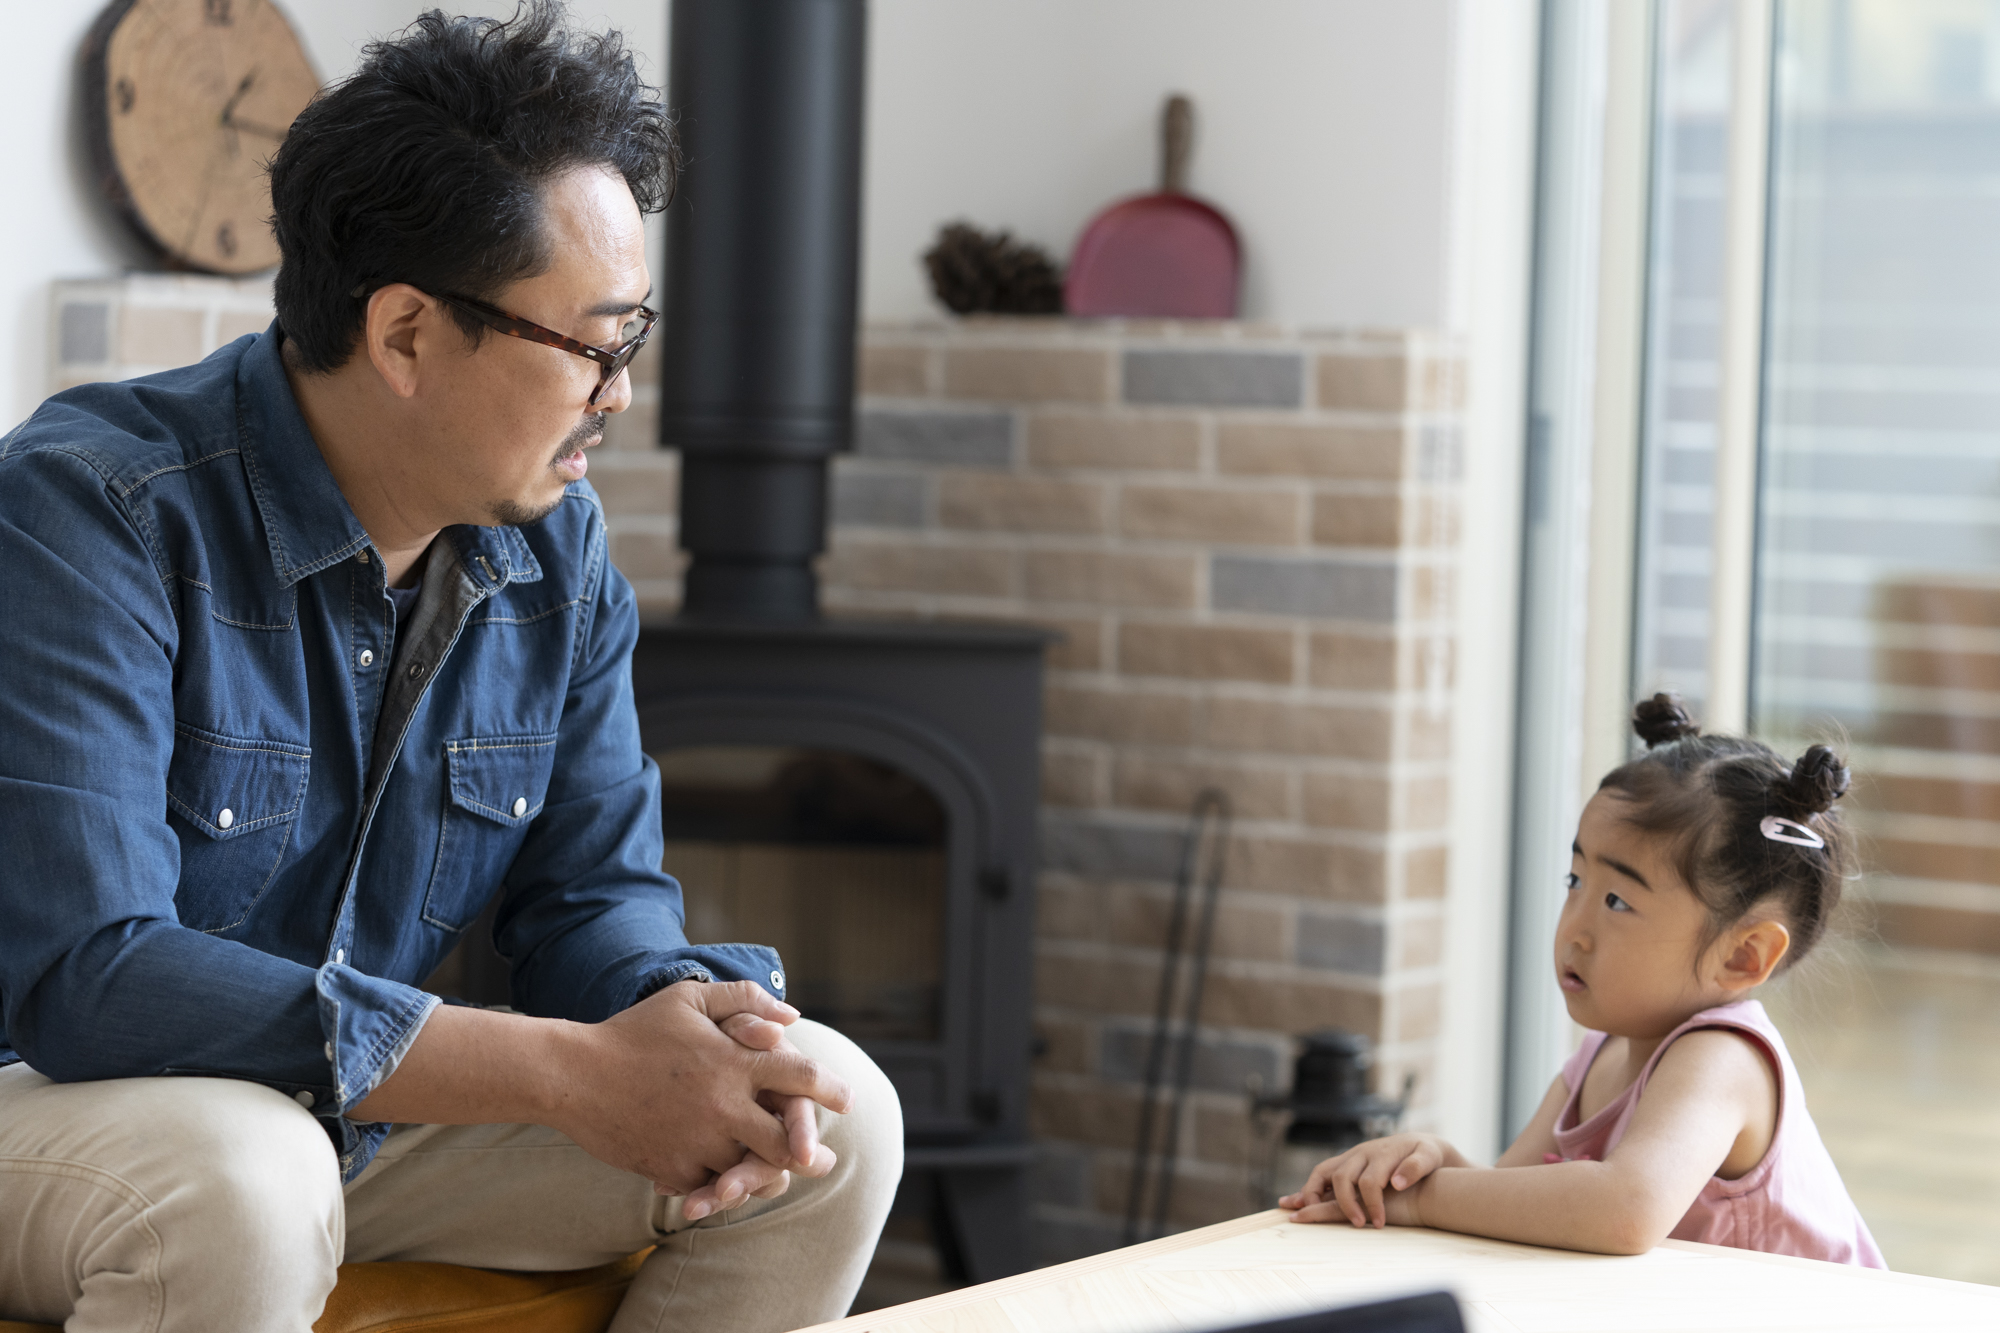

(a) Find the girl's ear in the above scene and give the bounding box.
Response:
[1716,919,1791,993]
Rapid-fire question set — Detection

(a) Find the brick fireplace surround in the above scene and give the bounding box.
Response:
[50,277,1465,1262]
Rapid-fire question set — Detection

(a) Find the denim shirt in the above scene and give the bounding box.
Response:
[0,329,784,1179]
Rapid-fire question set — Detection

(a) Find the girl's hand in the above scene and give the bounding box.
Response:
[1280,1133,1456,1228]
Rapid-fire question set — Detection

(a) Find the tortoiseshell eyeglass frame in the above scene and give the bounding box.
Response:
[432,291,659,407]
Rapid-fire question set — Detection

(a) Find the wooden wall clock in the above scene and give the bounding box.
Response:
[83,0,320,275]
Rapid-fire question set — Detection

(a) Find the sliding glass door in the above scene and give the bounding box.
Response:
[1629,0,2000,1282]
[1631,0,1733,714]
[1757,0,2000,1283]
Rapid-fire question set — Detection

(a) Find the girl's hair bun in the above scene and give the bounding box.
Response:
[1778,744,1850,816]
[1598,711,1856,975]
[1632,693,1700,749]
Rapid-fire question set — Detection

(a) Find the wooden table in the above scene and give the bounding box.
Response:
[804,1211,2000,1333]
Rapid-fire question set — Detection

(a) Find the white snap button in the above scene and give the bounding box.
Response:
[216,808,234,830]
[358,648,375,668]
[770,970,785,990]
[295,1090,314,1107]
[324,1042,334,1062]
[512,796,528,818]
[356,550,370,564]
[334,949,345,965]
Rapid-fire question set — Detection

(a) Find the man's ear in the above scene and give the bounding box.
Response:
[362,284,440,400]
[1717,918,1791,993]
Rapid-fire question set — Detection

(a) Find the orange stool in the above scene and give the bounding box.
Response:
[0,1248,650,1333]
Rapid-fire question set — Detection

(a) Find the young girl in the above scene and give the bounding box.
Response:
[1282,694,1883,1266]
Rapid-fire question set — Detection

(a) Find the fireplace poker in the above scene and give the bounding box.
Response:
[1123,787,1233,1245]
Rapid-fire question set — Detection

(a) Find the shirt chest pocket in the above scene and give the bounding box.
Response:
[422,734,559,932]
[165,726,311,934]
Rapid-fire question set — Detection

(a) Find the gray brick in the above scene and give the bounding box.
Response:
[1297,913,1386,975]
[1211,556,1398,621]
[1040,813,1184,881]
[831,469,926,527]
[1099,1026,1282,1095]
[59,303,109,365]
[1123,350,1303,408]
[858,409,1013,466]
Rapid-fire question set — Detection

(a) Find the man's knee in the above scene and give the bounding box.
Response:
[0,1072,342,1324]
[134,1077,345,1257]
[4,1070,340,1215]
[786,1019,903,1190]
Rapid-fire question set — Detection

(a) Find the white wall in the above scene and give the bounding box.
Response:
[862,0,1456,328]
[3,8,153,424]
[6,0,1465,420]
[1435,0,1540,1165]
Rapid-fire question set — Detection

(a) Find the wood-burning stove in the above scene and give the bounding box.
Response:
[640,0,1046,1281]
[433,620,1049,1284]
[631,620,1045,1281]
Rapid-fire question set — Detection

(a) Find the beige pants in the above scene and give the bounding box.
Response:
[0,1019,901,1333]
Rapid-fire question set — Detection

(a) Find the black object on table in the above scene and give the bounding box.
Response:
[1218,1291,1465,1333]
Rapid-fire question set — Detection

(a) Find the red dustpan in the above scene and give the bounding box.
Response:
[1065,95,1240,319]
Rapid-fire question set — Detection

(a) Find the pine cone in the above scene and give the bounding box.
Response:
[924,223,1064,315]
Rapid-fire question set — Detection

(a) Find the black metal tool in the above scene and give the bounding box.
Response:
[1251,1029,1415,1208]
[1123,788,1232,1244]
[1271,1030,1414,1147]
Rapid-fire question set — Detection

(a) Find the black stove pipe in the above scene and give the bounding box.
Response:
[659,0,868,621]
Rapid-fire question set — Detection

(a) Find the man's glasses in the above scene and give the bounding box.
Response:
[431,291,659,407]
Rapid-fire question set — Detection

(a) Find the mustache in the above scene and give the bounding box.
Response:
[555,413,607,460]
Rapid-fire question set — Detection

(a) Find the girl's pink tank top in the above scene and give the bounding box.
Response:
[1553,999,1884,1268]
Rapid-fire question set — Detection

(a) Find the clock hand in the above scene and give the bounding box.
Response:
[218,68,260,128]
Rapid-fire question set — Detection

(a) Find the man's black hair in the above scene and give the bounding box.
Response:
[268,1,676,373]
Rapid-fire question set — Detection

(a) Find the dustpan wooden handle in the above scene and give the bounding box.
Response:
[1161,95,1193,194]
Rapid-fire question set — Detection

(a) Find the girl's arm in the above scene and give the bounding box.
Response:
[1404,1029,1777,1254]
[1289,1075,1568,1228]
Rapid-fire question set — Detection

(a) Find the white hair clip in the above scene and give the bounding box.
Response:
[1760,815,1824,849]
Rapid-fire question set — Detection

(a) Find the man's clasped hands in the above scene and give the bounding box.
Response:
[533,979,852,1222]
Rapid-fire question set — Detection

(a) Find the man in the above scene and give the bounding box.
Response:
[0,6,900,1329]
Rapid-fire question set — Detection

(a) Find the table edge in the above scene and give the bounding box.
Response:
[807,1215,2000,1333]
[795,1210,1291,1332]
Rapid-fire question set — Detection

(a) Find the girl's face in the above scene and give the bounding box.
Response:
[1555,791,1744,1039]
